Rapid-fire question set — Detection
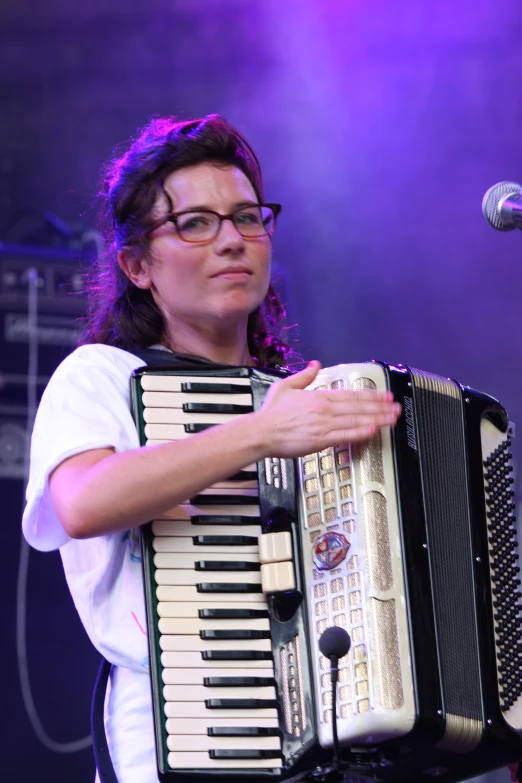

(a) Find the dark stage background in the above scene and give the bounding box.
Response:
[1,1,521,781]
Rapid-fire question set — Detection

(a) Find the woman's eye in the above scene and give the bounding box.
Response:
[236,210,261,225]
[178,214,212,232]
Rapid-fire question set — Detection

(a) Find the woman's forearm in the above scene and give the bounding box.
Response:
[51,412,267,539]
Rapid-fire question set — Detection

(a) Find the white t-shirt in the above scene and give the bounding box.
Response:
[23,343,168,783]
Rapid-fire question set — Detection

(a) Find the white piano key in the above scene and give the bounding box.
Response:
[162,487,259,508]
[146,423,261,439]
[193,487,259,499]
[158,617,269,634]
[154,568,261,584]
[153,554,260,570]
[157,601,265,617]
[155,537,259,555]
[164,703,277,720]
[208,480,258,490]
[165,717,279,734]
[142,391,252,408]
[162,667,274,684]
[167,735,280,752]
[153,521,261,537]
[144,408,241,425]
[156,586,266,603]
[145,424,194,439]
[161,652,273,669]
[155,570,261,586]
[154,544,259,560]
[167,752,281,769]
[152,540,259,556]
[163,685,276,701]
[141,375,251,392]
[159,636,271,652]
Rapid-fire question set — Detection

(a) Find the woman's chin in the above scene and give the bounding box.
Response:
[212,293,264,321]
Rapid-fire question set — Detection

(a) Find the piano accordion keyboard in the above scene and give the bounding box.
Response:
[139,373,282,771]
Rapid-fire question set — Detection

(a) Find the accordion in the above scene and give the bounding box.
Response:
[131,361,522,783]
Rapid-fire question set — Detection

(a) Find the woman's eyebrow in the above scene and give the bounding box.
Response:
[175,199,259,213]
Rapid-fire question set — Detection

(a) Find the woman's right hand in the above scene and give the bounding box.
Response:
[254,360,401,460]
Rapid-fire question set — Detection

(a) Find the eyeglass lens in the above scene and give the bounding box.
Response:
[176,206,276,241]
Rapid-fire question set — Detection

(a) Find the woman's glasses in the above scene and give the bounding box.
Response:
[164,203,281,243]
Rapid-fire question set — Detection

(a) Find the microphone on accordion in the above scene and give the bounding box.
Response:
[131,360,522,783]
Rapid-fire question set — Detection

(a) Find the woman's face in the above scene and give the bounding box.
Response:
[124,162,272,338]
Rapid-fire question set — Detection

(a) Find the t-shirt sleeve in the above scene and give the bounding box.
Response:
[22,348,141,552]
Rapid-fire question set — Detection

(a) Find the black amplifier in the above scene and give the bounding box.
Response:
[0,242,88,479]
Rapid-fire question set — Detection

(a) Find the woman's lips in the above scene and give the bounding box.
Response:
[213,268,252,280]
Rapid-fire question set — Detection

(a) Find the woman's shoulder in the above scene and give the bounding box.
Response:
[53,343,148,379]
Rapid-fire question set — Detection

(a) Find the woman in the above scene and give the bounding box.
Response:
[23,114,401,783]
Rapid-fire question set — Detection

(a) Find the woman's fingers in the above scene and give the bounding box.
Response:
[326,410,400,434]
[317,388,401,418]
[257,371,402,459]
[326,424,381,445]
[278,361,322,390]
[327,398,401,418]
[322,389,393,406]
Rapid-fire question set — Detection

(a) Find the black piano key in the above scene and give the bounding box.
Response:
[209,749,282,760]
[185,423,215,433]
[200,629,271,640]
[199,608,269,619]
[195,560,260,571]
[183,402,253,414]
[193,535,258,546]
[202,650,273,661]
[197,582,263,593]
[203,677,276,687]
[190,495,259,506]
[208,727,280,737]
[191,515,261,526]
[181,382,250,394]
[205,699,278,710]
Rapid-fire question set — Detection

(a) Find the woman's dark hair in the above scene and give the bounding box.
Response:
[79,114,295,368]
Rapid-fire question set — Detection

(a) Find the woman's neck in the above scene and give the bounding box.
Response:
[163,319,252,366]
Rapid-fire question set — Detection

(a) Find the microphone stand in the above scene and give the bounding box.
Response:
[319,626,351,780]
[329,653,342,774]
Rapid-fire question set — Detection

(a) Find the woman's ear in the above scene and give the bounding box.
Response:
[117,248,152,289]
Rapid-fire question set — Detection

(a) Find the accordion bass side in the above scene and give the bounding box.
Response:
[131,361,522,783]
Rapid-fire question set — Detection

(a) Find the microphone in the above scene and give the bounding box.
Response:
[482,181,522,231]
[319,625,351,662]
[319,627,351,773]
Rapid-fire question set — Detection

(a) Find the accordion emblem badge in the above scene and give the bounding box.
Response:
[312,532,350,571]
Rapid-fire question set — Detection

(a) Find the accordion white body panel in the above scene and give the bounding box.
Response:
[140,373,281,771]
[300,363,415,748]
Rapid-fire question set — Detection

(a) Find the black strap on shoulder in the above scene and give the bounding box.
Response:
[128,346,228,368]
[91,657,119,783]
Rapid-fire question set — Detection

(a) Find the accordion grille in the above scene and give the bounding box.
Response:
[369,598,403,710]
[482,426,522,718]
[279,637,307,736]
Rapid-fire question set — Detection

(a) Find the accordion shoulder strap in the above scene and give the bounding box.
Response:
[91,657,118,783]
[128,346,229,368]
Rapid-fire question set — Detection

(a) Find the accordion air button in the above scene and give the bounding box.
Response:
[260,561,296,594]
[258,531,293,565]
